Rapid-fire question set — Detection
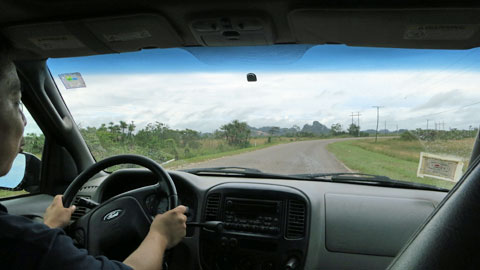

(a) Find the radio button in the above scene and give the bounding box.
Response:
[221,237,228,247]
[229,238,238,248]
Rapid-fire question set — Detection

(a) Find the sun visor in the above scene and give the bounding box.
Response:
[288,9,480,49]
[83,14,182,51]
[3,14,182,59]
[3,22,97,58]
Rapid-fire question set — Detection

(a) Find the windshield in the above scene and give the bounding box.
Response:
[47,45,480,190]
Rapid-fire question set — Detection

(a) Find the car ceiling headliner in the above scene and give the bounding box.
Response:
[1,0,480,59]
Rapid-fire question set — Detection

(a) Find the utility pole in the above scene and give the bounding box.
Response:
[357,112,361,137]
[349,112,361,136]
[384,120,387,135]
[426,119,430,130]
[396,124,398,134]
[372,106,383,142]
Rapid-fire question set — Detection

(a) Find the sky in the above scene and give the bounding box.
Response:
[40,45,480,134]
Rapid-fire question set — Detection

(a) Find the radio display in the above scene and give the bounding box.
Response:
[226,198,280,215]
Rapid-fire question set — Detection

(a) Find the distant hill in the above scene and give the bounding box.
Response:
[249,121,330,136]
[301,121,330,135]
[249,126,298,136]
[363,129,396,134]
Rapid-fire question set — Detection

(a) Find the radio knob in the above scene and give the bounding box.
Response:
[229,238,238,248]
[220,237,228,247]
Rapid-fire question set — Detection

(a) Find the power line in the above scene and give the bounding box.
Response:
[418,101,480,119]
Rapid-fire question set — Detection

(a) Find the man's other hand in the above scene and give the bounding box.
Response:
[150,205,187,249]
[44,195,76,228]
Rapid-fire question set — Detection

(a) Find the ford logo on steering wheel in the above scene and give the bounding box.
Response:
[103,209,123,221]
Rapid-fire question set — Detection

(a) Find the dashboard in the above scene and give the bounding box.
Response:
[11,168,447,270]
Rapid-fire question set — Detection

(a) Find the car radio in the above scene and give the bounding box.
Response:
[222,197,282,235]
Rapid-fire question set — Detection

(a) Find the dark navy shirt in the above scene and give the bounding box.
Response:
[0,203,133,270]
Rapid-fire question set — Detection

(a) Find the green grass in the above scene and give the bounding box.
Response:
[327,138,465,190]
[0,190,28,199]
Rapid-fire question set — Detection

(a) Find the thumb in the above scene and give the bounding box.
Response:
[69,205,76,212]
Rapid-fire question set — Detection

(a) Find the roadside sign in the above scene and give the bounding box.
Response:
[417,152,464,182]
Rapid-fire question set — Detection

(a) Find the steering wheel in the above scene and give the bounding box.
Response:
[62,154,178,257]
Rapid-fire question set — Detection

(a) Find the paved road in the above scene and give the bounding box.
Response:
[178,138,365,175]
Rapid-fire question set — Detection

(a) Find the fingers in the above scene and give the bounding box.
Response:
[53,195,63,205]
[174,205,187,214]
[53,195,75,211]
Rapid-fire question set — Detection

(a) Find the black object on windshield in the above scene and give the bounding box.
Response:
[247,73,257,82]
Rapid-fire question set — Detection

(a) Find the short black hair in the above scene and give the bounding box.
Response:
[0,35,13,72]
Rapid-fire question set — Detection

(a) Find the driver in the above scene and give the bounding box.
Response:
[0,39,187,269]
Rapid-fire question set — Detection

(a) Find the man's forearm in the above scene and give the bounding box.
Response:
[123,230,168,270]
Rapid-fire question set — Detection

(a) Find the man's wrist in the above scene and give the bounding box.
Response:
[43,220,55,228]
[147,230,169,250]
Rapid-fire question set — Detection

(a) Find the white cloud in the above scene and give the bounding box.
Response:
[54,70,480,132]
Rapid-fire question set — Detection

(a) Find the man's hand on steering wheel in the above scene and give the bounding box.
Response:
[151,205,188,249]
[44,195,76,229]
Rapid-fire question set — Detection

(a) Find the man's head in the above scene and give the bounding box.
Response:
[0,37,26,176]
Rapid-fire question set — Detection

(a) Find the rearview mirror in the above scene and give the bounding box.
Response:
[0,153,41,193]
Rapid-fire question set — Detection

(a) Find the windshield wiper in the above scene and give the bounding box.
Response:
[181,167,307,180]
[292,172,449,192]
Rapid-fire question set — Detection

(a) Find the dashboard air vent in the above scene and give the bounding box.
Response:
[286,199,306,239]
[71,196,90,221]
[204,193,221,221]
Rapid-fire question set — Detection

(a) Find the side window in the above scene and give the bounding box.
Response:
[22,109,44,160]
[0,108,44,199]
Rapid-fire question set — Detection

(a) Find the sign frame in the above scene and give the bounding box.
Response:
[417,152,464,182]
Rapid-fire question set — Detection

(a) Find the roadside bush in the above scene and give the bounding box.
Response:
[359,132,369,137]
[400,131,417,141]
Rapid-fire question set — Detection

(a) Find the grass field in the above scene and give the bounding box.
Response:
[0,190,28,198]
[327,138,475,190]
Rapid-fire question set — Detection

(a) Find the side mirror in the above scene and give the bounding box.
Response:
[0,153,41,193]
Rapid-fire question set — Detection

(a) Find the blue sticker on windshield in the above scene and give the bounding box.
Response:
[59,72,86,89]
